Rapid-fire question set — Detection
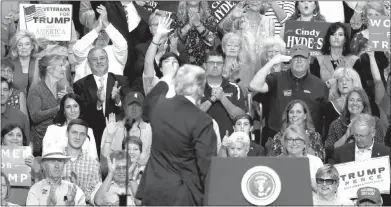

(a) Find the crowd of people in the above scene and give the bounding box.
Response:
[1,0,390,206]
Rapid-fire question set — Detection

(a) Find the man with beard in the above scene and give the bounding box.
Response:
[136,65,217,205]
[72,4,128,82]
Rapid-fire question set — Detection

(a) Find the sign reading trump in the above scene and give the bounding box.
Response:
[1,146,32,187]
[335,156,390,199]
[369,16,390,51]
[19,4,73,41]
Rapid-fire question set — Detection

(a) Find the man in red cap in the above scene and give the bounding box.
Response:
[356,187,383,206]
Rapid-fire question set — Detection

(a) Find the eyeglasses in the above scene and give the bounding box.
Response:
[1,69,12,74]
[206,61,224,67]
[316,178,337,185]
[115,165,127,172]
[284,138,304,145]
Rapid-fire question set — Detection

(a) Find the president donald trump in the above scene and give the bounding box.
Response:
[136,64,217,205]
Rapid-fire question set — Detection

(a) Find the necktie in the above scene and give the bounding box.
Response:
[99,77,105,97]
[123,5,128,22]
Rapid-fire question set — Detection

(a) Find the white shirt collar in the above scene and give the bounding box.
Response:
[93,73,108,85]
[355,140,374,153]
[184,96,197,105]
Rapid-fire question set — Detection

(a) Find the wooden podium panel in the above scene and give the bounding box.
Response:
[204,157,313,206]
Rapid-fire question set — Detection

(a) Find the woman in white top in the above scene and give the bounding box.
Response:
[313,164,354,206]
[278,125,323,192]
[43,93,98,159]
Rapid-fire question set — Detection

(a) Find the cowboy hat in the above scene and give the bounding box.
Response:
[41,143,71,160]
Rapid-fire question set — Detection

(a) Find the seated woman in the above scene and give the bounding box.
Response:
[1,58,28,115]
[91,150,139,206]
[223,131,251,158]
[268,100,325,161]
[325,87,385,156]
[220,114,264,157]
[27,54,68,156]
[324,67,382,140]
[278,125,323,192]
[1,172,20,206]
[122,136,145,184]
[313,164,354,205]
[43,93,98,160]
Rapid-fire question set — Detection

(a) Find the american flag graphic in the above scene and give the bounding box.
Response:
[24,5,46,22]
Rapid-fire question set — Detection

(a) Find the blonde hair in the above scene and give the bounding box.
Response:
[226,131,251,150]
[221,32,242,53]
[176,1,211,24]
[261,36,286,62]
[316,164,339,182]
[8,30,39,60]
[281,125,310,156]
[364,1,389,17]
[174,64,206,101]
[329,67,363,101]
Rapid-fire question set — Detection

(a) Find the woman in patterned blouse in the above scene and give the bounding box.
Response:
[172,1,218,65]
[268,100,325,162]
[325,87,385,157]
[1,58,28,116]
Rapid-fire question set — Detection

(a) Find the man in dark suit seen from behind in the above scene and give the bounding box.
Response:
[136,64,217,206]
[73,48,130,156]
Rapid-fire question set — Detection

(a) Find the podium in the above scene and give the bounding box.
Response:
[204,157,314,206]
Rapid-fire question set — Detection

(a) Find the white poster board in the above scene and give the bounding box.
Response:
[19,4,72,41]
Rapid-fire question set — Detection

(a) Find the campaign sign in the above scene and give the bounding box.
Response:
[334,156,390,199]
[208,1,239,25]
[1,146,32,187]
[369,16,390,52]
[19,4,73,41]
[284,21,332,56]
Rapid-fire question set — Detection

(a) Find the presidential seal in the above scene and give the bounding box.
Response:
[241,166,281,206]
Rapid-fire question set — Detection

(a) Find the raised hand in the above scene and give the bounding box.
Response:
[365,45,375,57]
[65,183,77,205]
[108,158,116,173]
[57,89,67,100]
[231,1,246,19]
[271,54,292,65]
[97,5,109,26]
[105,113,118,135]
[94,17,104,33]
[156,16,173,36]
[24,155,35,168]
[111,81,121,104]
[47,185,57,206]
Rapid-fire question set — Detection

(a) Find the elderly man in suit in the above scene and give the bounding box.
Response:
[136,64,217,206]
[330,113,390,164]
[73,48,130,156]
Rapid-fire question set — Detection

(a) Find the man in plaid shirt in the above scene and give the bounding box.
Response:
[61,119,102,204]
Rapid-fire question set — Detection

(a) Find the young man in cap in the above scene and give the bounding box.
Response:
[101,91,152,175]
[250,44,329,139]
[26,143,86,206]
[356,187,383,206]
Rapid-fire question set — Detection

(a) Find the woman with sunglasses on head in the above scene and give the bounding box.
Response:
[313,164,354,205]
[43,93,98,160]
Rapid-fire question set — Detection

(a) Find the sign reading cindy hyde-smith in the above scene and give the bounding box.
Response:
[334,156,390,199]
[208,1,239,25]
[19,4,72,41]
[1,146,32,187]
[369,16,390,52]
[284,21,332,56]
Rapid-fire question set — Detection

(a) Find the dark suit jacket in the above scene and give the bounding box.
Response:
[73,73,130,153]
[136,82,217,206]
[329,142,391,164]
[90,1,152,84]
[248,142,265,156]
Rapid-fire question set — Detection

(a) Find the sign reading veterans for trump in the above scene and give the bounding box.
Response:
[19,4,73,41]
[334,156,390,199]
[369,16,390,52]
[208,1,239,24]
[1,146,32,187]
[284,21,332,56]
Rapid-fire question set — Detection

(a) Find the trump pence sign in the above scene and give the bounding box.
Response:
[1,146,32,187]
[335,156,390,199]
[19,4,73,41]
